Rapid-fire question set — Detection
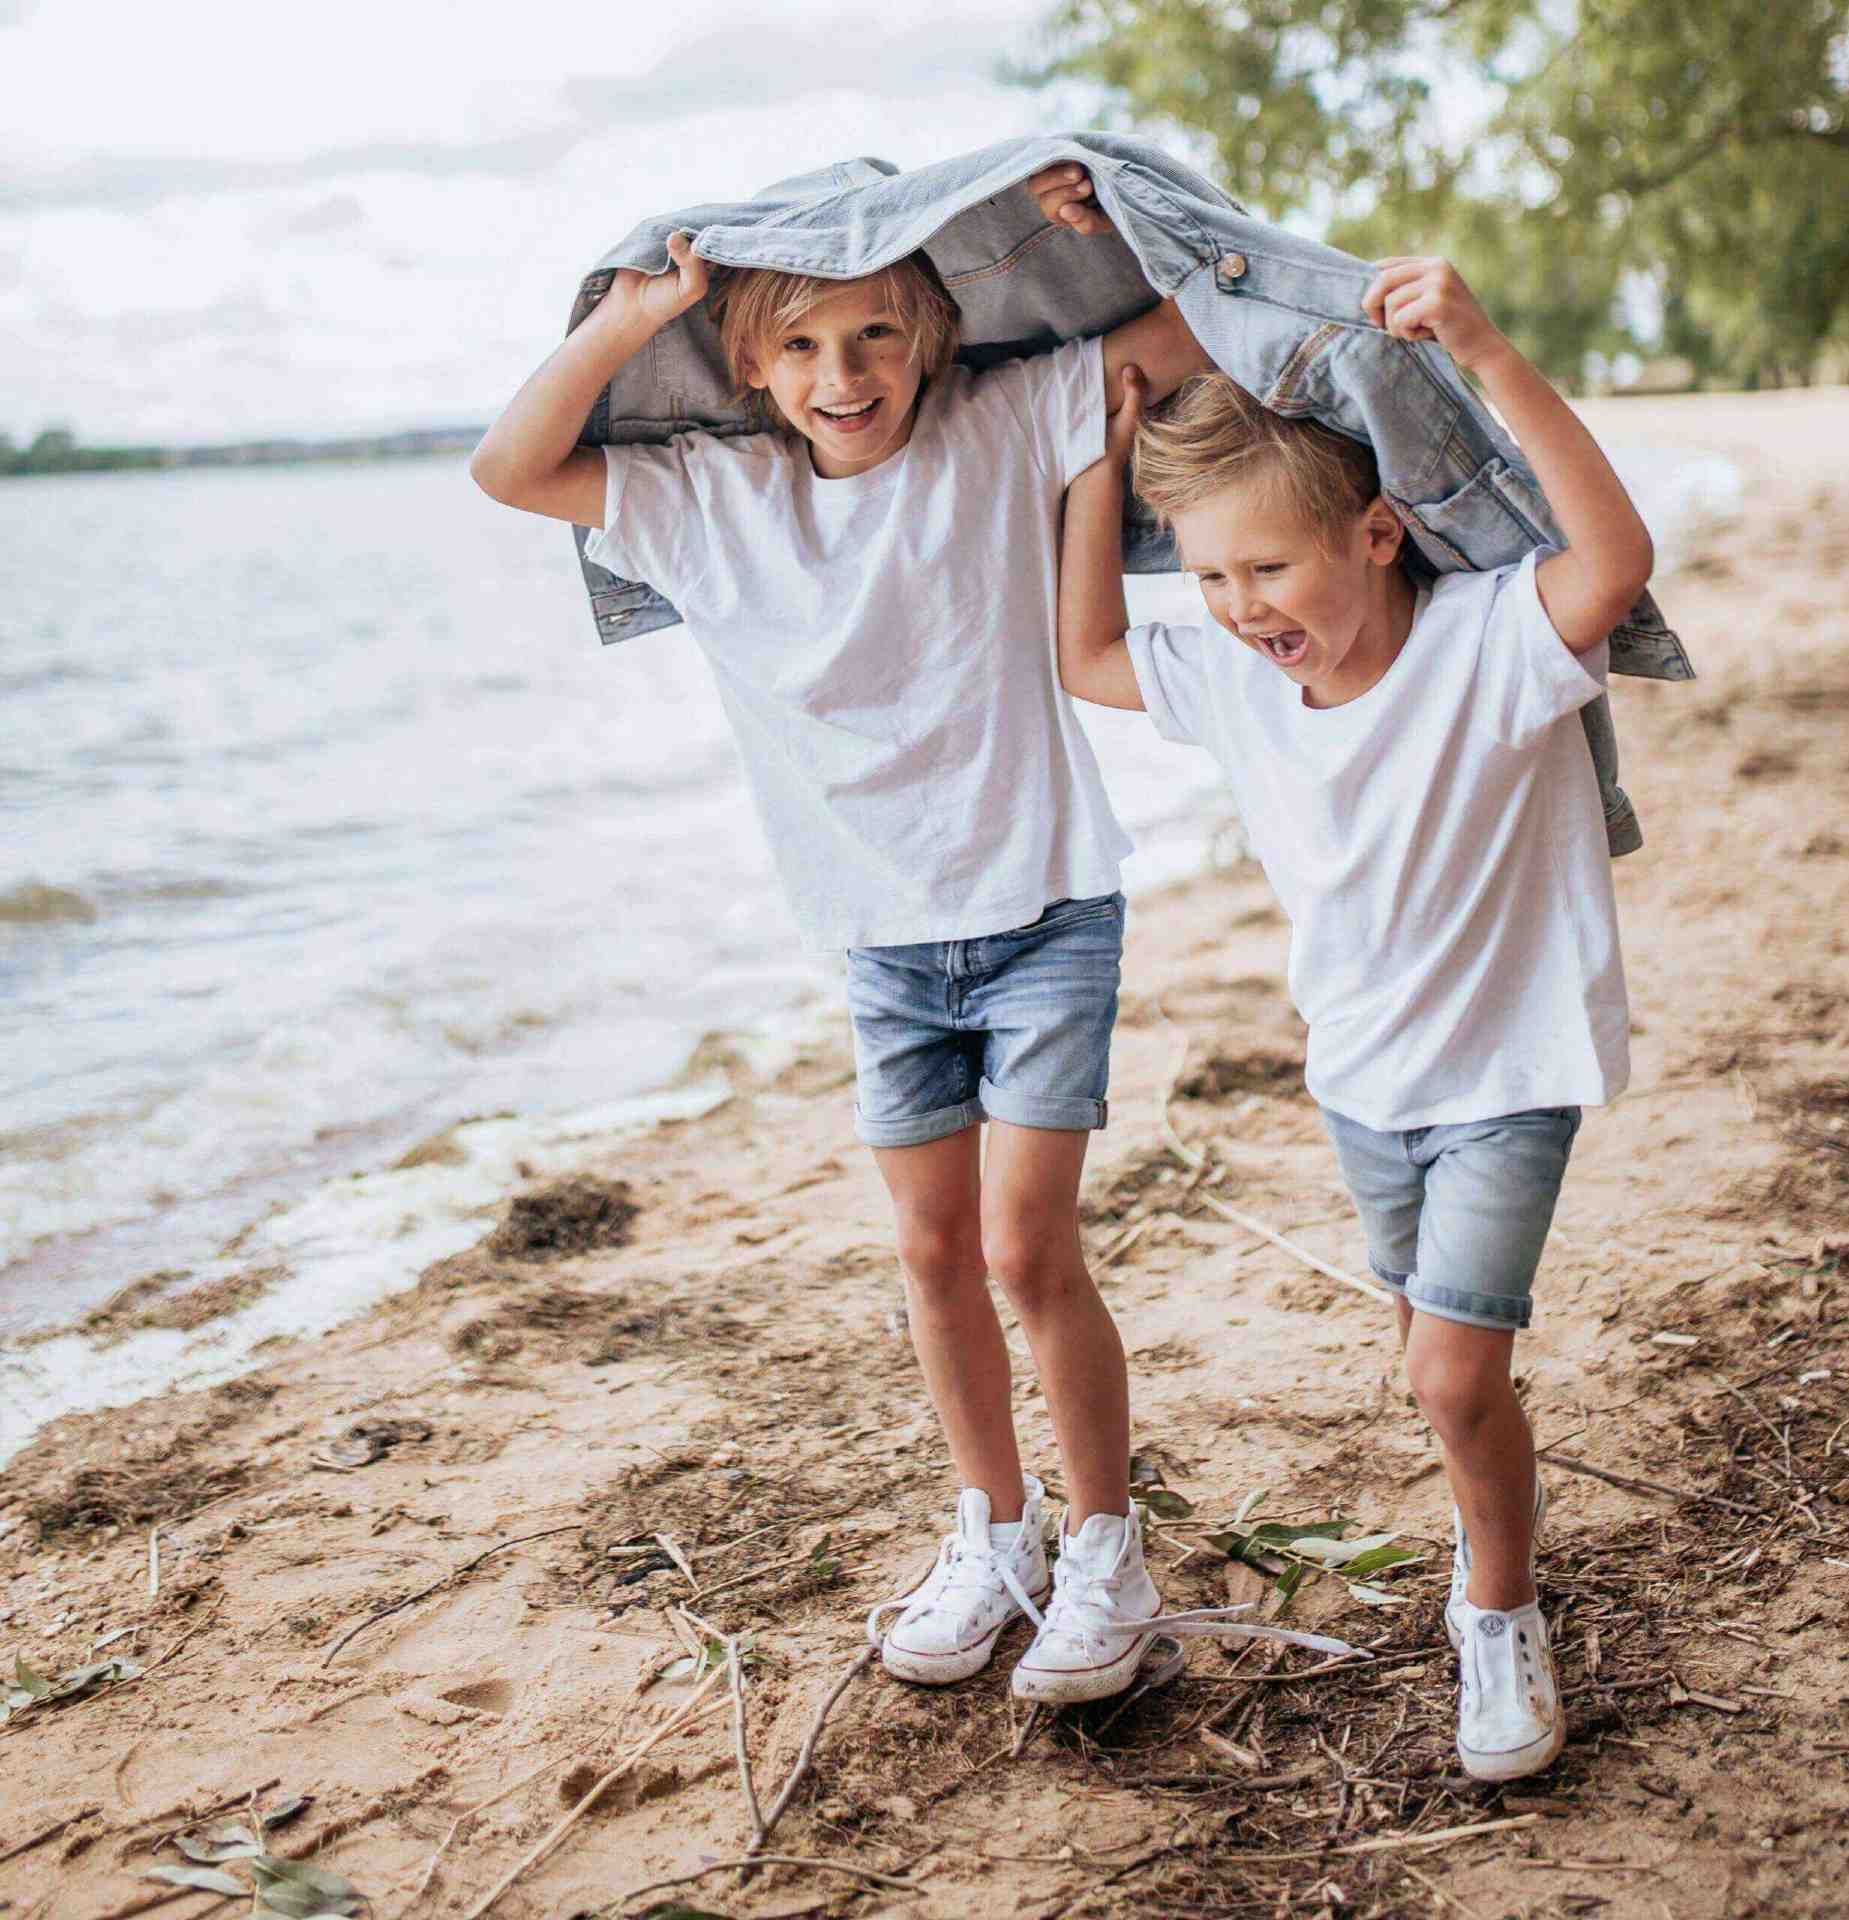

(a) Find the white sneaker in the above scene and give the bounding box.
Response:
[1008,1504,1366,1706]
[1454,1597,1565,1780]
[868,1476,1051,1685]
[1010,1505,1164,1705]
[1446,1477,1548,1651]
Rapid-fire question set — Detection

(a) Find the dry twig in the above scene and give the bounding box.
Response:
[676,1604,764,1845]
[458,1664,729,1920]
[619,1853,923,1903]
[405,1751,574,1908]
[0,1804,100,1866]
[321,1524,578,1667]
[1536,1448,1760,1517]
[746,1646,877,1865]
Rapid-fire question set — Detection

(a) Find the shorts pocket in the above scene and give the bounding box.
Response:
[1029,893,1125,931]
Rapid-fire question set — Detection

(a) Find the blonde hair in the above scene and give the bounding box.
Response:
[707,254,961,433]
[1133,372,1382,551]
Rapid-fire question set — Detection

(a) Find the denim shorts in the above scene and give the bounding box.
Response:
[845,894,1125,1149]
[1318,1106,1583,1331]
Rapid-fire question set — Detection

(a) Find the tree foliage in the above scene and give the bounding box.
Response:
[1033,0,1849,386]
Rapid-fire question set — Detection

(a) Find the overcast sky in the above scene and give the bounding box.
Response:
[0,0,1099,444]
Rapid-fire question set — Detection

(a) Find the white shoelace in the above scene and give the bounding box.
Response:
[865,1534,1044,1648]
[1023,1556,1359,1659]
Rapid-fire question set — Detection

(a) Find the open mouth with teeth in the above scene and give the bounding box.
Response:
[1250,628,1310,667]
[815,397,882,433]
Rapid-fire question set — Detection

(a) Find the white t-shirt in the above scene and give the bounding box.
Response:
[1127,552,1629,1130]
[583,337,1132,951]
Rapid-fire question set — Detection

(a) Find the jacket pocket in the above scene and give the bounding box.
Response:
[1393,457,1550,572]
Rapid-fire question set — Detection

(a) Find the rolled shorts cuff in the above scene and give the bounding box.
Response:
[1380,1266,1534,1333]
[854,1096,984,1149]
[978,1076,1108,1133]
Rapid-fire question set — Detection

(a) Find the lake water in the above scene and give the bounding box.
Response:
[0,439,1736,1462]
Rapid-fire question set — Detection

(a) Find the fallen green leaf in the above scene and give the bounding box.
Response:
[1339,1542,1424,1580]
[11,1655,51,1700]
[1285,1530,1400,1568]
[175,1823,263,1864]
[1129,1452,1171,1487]
[1346,1581,1415,1607]
[262,1796,314,1829]
[250,1852,366,1917]
[1247,1520,1349,1548]
[3,1652,139,1720]
[145,1866,250,1896]
[1139,1486,1195,1519]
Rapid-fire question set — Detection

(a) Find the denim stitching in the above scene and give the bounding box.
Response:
[1263,323,1343,412]
[941,222,1072,289]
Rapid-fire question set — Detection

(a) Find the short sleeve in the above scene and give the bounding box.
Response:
[1126,620,1211,748]
[1476,550,1610,749]
[581,440,705,605]
[981,335,1106,489]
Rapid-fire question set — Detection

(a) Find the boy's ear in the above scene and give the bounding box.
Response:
[1361,495,1405,567]
[742,356,769,392]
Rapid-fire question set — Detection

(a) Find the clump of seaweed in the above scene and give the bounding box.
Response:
[485,1176,639,1260]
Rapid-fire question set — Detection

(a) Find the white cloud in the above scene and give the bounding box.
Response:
[0,0,1077,442]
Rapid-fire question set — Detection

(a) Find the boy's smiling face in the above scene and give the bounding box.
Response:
[744,278,928,479]
[1173,483,1413,708]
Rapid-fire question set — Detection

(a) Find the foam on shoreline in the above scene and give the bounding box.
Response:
[0,1033,829,1468]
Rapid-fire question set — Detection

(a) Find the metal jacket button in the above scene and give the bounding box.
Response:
[1217,252,1248,283]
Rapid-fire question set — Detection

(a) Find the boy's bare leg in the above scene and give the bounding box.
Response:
[1402,1310,1537,1610]
[981,1121,1130,1526]
[872,1128,1026,1522]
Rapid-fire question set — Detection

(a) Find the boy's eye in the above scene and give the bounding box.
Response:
[862,323,895,339]
[783,336,815,353]
[1254,563,1287,576]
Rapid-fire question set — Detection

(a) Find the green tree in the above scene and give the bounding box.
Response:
[1032,0,1849,387]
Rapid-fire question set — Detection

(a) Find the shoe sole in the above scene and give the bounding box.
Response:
[1010,1631,1152,1705]
[1458,1711,1566,1782]
[880,1579,1052,1687]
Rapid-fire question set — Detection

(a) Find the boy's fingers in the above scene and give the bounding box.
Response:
[1363,261,1434,327]
[1383,287,1438,338]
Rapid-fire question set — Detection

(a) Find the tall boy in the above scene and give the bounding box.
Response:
[471,177,1234,1704]
[1056,257,1651,1778]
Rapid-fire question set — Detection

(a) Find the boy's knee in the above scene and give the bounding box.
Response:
[980,1215,1082,1316]
[1405,1341,1509,1443]
[893,1210,983,1293]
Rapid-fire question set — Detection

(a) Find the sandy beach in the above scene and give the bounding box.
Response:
[4,387,1846,1920]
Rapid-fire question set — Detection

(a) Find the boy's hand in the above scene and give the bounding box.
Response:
[1029,164,1113,236]
[1361,257,1506,372]
[612,230,709,329]
[1104,363,1145,469]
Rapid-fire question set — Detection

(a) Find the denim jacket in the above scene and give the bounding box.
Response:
[564,133,1694,857]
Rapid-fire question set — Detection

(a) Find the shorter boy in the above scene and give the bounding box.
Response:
[1055,258,1653,1780]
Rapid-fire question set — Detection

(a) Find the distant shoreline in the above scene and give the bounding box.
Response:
[0,424,485,478]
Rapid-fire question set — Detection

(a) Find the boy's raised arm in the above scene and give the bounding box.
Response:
[1362,257,1654,655]
[1058,368,1147,713]
[470,231,708,529]
[1028,164,1212,411]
